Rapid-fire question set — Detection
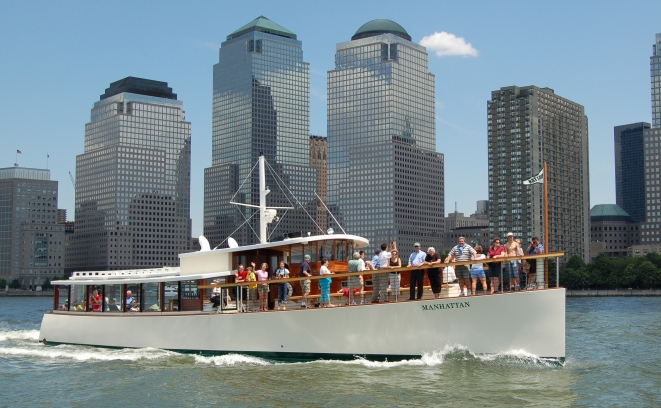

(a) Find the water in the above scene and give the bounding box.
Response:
[1,296,660,407]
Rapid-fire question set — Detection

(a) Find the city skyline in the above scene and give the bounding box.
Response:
[1,1,660,236]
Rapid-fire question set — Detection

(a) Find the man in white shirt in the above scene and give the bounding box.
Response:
[373,242,392,303]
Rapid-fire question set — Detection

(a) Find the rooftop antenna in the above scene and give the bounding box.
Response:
[455,201,457,213]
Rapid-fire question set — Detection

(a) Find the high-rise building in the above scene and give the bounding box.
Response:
[487,86,590,262]
[327,19,444,250]
[69,77,191,271]
[204,16,319,247]
[614,123,649,223]
[0,167,64,288]
[639,34,661,246]
[310,135,328,231]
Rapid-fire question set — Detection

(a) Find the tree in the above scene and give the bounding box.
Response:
[608,263,637,288]
[41,278,52,291]
[9,279,20,289]
[560,267,588,289]
[565,255,586,271]
[586,253,614,289]
[639,261,661,288]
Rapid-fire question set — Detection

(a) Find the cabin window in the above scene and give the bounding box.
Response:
[319,240,335,261]
[105,284,122,312]
[70,286,85,312]
[291,245,303,263]
[126,284,142,312]
[56,285,70,311]
[142,283,161,312]
[164,281,180,311]
[181,280,198,299]
[335,240,348,261]
[87,285,102,312]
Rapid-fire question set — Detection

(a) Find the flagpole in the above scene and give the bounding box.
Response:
[544,161,549,288]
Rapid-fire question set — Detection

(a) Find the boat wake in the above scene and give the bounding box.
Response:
[1,329,559,368]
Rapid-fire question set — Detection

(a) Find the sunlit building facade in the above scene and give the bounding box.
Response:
[327,19,444,250]
[204,16,319,247]
[70,77,192,271]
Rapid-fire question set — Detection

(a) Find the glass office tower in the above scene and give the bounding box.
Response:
[327,19,444,251]
[70,77,192,271]
[614,122,649,223]
[204,16,319,247]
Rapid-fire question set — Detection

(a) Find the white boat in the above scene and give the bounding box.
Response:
[40,156,565,361]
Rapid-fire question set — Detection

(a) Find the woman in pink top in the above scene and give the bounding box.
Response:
[256,263,270,311]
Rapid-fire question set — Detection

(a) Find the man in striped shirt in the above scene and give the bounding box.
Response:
[445,237,476,296]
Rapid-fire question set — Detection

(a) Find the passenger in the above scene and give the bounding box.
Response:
[445,237,477,297]
[319,258,334,307]
[300,254,312,308]
[369,249,382,302]
[107,298,120,312]
[125,290,134,311]
[276,261,290,310]
[388,248,402,302]
[358,250,367,271]
[375,243,393,303]
[59,300,69,310]
[526,237,544,290]
[246,266,258,312]
[235,264,248,309]
[130,300,140,312]
[90,289,102,312]
[424,247,443,299]
[470,246,488,295]
[347,252,363,305]
[256,263,270,311]
[488,237,506,294]
[504,234,522,291]
[408,242,426,300]
[210,279,222,308]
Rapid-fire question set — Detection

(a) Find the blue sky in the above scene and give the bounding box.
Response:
[1,0,659,236]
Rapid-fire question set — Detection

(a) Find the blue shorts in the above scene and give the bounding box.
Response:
[505,261,518,278]
[471,268,486,279]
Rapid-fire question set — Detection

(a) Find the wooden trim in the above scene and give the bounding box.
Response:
[53,284,59,310]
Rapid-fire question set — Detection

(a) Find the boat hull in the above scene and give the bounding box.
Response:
[39,288,565,360]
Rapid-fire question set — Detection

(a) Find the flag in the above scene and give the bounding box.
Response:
[14,163,18,167]
[16,150,21,154]
[523,168,544,185]
[47,153,50,158]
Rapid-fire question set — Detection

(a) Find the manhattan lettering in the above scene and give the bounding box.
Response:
[422,302,470,311]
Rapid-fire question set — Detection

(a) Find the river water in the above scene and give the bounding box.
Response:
[1,296,660,407]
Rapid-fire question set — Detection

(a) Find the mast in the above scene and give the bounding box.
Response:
[544,161,549,287]
[259,154,269,243]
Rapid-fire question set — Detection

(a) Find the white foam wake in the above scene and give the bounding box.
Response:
[0,329,40,342]
[194,353,273,366]
[0,345,179,362]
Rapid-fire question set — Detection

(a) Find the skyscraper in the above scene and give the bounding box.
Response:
[487,86,590,262]
[204,16,319,247]
[614,122,649,223]
[640,34,661,246]
[327,19,444,250]
[69,77,191,271]
[0,167,64,288]
[310,135,328,232]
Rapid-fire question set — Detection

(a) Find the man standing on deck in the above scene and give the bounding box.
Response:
[423,247,443,299]
[504,232,522,291]
[408,243,426,300]
[445,237,477,297]
[348,252,363,305]
[375,243,393,303]
[235,264,247,310]
[300,254,312,308]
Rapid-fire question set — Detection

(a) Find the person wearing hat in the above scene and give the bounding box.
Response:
[299,254,312,308]
[504,232,521,291]
[408,242,427,300]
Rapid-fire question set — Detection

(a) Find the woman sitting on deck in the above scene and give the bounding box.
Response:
[319,258,335,308]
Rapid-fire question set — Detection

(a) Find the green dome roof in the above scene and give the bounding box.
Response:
[590,204,633,222]
[352,19,411,41]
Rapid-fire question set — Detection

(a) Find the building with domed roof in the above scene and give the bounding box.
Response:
[327,19,444,251]
[589,204,639,260]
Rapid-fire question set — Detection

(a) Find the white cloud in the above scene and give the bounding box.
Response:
[420,31,478,57]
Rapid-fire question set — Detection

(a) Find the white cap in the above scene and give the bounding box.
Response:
[507,232,514,237]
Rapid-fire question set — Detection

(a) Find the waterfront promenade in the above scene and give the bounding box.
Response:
[566,289,660,296]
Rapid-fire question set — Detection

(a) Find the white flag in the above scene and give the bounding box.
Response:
[523,168,544,185]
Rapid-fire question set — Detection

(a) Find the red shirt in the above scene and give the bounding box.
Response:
[488,245,505,258]
[235,270,248,281]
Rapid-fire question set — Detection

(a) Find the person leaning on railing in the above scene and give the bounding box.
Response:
[408,242,426,300]
[348,252,363,305]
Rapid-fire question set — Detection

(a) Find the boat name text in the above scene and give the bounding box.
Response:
[422,302,470,311]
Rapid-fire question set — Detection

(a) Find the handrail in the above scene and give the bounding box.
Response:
[199,252,565,289]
